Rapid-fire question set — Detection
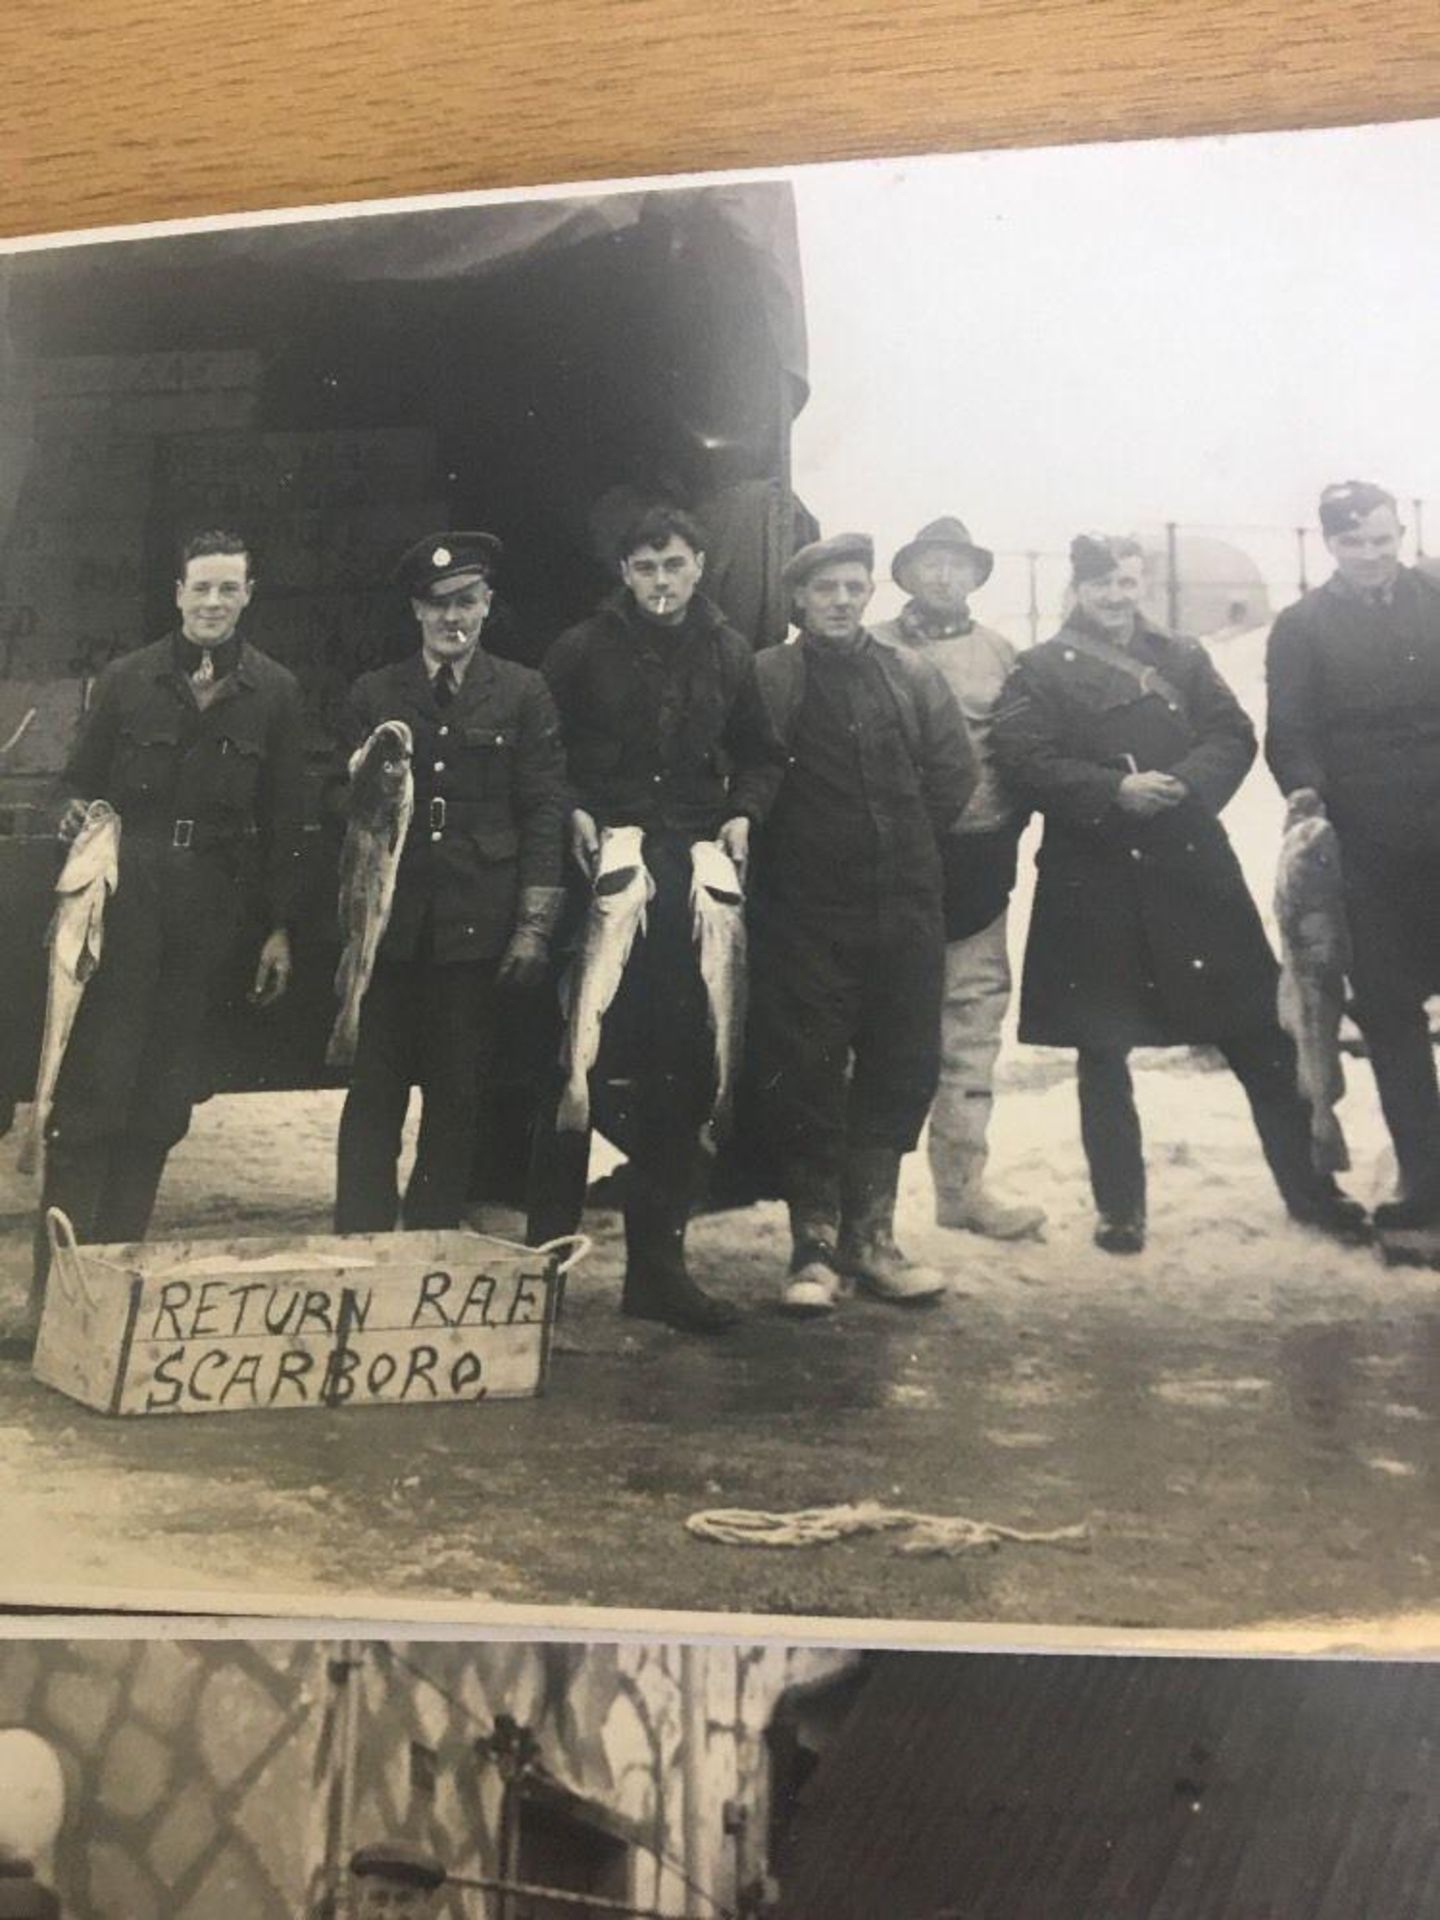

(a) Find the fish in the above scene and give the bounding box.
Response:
[689,838,747,1149]
[1274,788,1352,1174]
[556,825,653,1133]
[19,800,122,1180]
[326,720,414,1069]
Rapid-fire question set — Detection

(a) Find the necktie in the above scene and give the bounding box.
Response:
[434,663,457,708]
[191,650,215,689]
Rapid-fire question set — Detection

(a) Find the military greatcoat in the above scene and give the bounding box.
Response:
[992,612,1278,1050]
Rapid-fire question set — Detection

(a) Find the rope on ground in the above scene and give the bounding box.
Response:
[685,1500,1090,1558]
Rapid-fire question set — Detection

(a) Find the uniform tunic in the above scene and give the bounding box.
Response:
[334,644,566,1232]
[992,612,1277,1050]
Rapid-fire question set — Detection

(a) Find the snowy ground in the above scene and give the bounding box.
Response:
[0,628,1433,1642]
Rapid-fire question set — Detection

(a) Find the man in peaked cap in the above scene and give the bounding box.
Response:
[749,532,978,1315]
[1266,481,1440,1229]
[331,532,567,1232]
[873,517,1044,1242]
[349,1840,446,1916]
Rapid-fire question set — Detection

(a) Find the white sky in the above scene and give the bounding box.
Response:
[791,118,1440,629]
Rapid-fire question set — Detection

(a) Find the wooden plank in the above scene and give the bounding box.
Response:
[2,3,1438,243]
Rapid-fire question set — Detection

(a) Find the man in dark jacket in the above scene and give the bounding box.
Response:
[1266,481,1440,1228]
[750,532,978,1315]
[530,505,783,1333]
[334,532,567,1233]
[25,528,303,1344]
[873,516,1043,1241]
[993,532,1367,1254]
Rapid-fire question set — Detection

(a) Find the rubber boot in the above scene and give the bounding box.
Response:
[836,1147,946,1304]
[621,1195,740,1334]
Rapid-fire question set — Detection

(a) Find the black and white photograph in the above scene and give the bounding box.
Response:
[1,1627,1437,1917]
[0,118,1436,1638]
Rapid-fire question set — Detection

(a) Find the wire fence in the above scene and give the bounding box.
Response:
[970,502,1430,650]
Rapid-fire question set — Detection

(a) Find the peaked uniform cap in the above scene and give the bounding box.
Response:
[393,531,503,596]
[891,516,994,590]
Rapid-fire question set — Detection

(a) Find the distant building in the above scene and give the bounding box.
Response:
[1137,532,1272,637]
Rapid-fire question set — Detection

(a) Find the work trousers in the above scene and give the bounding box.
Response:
[1076,1025,1325,1225]
[748,896,944,1222]
[335,951,499,1233]
[34,844,242,1294]
[927,906,1012,1206]
[527,833,715,1246]
[1342,843,1440,1200]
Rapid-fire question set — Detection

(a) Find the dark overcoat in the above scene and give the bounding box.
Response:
[991,613,1278,1049]
[338,647,565,965]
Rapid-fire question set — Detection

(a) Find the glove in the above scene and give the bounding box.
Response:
[498,886,567,989]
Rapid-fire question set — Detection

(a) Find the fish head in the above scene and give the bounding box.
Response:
[350,720,415,823]
[1283,788,1326,830]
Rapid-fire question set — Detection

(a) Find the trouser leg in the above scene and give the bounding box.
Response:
[749,911,859,1246]
[847,904,945,1157]
[618,838,737,1331]
[1218,1025,1329,1207]
[335,962,415,1233]
[97,1139,172,1243]
[1076,1047,1146,1222]
[927,910,1012,1203]
[404,961,496,1231]
[1345,848,1440,1201]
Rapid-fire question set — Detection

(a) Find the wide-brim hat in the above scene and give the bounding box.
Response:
[781,531,875,592]
[392,532,503,598]
[891,516,994,591]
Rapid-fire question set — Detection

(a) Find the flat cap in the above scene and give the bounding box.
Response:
[393,532,503,597]
[782,532,875,591]
[891,516,994,590]
[1318,480,1397,537]
[350,1841,447,1889]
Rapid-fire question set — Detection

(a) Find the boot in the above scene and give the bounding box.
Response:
[837,1147,946,1305]
[622,1198,740,1334]
[936,1175,1045,1241]
[780,1203,842,1317]
[1094,1212,1146,1255]
[1285,1177,1372,1244]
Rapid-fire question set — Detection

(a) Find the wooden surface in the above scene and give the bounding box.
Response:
[2,0,1439,240]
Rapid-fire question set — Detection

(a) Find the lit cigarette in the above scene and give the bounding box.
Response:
[655,588,671,609]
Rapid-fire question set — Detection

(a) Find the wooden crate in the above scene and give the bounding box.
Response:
[32,1210,588,1417]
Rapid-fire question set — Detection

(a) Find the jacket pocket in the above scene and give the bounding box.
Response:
[460,724,514,799]
[114,725,181,801]
[209,730,265,813]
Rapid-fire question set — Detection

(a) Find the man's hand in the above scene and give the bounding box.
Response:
[498,928,549,990]
[57,797,89,844]
[570,808,600,880]
[717,815,751,883]
[250,928,292,1006]
[1116,771,1187,818]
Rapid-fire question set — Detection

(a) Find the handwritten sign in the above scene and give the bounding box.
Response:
[33,1229,567,1418]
